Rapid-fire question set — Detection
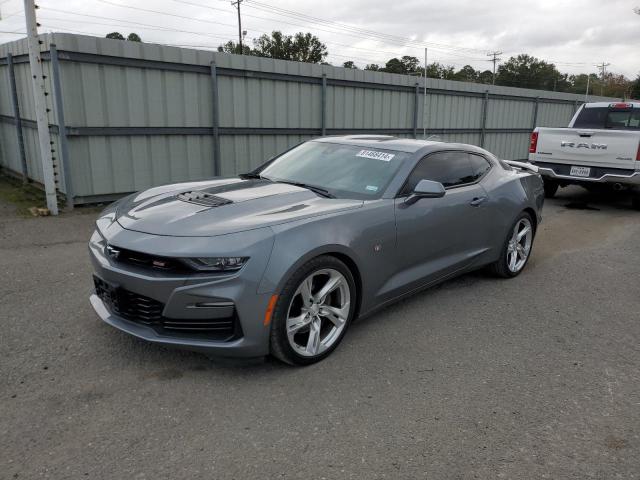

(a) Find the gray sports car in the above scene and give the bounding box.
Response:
[89,136,544,365]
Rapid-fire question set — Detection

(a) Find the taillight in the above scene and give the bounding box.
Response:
[636,141,640,161]
[529,132,538,153]
[609,102,633,110]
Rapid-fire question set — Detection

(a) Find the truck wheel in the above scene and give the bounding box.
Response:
[543,179,559,198]
[632,194,640,211]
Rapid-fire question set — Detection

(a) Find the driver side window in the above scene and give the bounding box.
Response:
[402,151,478,195]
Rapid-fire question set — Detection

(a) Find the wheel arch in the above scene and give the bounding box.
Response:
[323,251,363,320]
[523,207,538,233]
[263,245,364,320]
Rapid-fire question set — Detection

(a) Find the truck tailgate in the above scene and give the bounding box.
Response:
[533,128,640,169]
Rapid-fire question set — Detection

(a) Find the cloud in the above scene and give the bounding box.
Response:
[0,0,636,77]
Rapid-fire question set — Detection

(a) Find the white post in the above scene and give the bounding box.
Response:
[23,0,58,215]
[423,47,427,139]
[585,75,590,103]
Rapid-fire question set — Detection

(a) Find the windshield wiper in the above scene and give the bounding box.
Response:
[275,180,336,198]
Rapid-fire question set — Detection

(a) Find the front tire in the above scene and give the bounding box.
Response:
[489,212,535,278]
[269,256,356,366]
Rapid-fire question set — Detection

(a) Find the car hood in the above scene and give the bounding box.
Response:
[115,177,363,237]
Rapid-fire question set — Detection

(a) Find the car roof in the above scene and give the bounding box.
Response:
[313,135,442,153]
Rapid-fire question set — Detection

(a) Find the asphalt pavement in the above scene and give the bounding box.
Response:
[1,185,639,479]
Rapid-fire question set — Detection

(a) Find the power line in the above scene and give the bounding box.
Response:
[95,0,240,30]
[89,0,489,65]
[39,10,241,40]
[34,0,622,79]
[172,0,489,59]
[486,51,502,85]
[244,0,487,55]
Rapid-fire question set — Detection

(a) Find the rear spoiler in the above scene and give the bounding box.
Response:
[503,160,539,173]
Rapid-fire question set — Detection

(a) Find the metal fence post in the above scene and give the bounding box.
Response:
[532,96,539,129]
[412,82,419,139]
[210,60,221,176]
[50,44,74,209]
[480,90,489,148]
[321,74,327,136]
[7,53,28,183]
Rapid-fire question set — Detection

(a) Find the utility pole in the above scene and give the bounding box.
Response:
[231,0,244,53]
[23,0,58,215]
[486,51,502,85]
[595,62,610,96]
[585,74,590,102]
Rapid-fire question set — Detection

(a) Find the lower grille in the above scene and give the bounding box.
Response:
[93,276,239,340]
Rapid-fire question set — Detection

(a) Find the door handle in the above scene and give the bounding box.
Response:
[470,196,487,207]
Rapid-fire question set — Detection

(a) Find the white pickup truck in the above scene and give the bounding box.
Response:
[528,101,640,209]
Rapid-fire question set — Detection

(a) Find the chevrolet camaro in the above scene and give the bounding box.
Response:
[89,136,544,365]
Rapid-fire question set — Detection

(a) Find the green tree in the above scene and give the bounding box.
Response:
[252,31,327,63]
[217,40,253,55]
[630,74,640,99]
[364,64,380,71]
[106,32,142,42]
[478,70,494,84]
[382,58,405,74]
[106,32,125,40]
[496,54,568,91]
[342,61,358,69]
[453,65,478,82]
[568,73,599,95]
[426,62,455,80]
[382,56,421,74]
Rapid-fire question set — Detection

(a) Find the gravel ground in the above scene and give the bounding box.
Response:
[1,186,639,480]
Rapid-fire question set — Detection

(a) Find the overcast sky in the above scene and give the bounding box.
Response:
[0,0,637,78]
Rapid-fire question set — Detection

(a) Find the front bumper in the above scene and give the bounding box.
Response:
[88,221,276,358]
[534,162,640,186]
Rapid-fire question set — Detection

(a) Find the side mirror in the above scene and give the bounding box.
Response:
[404,179,445,205]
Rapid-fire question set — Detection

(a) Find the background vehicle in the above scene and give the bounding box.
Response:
[89,136,544,365]
[528,102,640,208]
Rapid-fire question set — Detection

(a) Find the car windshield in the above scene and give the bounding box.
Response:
[573,106,640,129]
[258,141,409,199]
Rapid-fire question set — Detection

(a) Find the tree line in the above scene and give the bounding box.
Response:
[104,30,639,99]
[216,31,638,99]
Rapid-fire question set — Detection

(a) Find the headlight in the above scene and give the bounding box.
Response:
[181,257,249,272]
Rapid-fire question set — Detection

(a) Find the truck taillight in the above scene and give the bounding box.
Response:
[529,132,538,153]
[609,103,633,110]
[636,142,640,162]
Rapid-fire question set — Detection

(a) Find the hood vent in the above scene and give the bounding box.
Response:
[177,191,233,207]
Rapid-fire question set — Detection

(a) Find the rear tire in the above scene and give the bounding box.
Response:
[269,256,356,366]
[632,194,640,211]
[543,179,559,198]
[489,212,535,278]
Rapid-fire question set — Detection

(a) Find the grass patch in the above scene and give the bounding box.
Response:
[0,173,50,216]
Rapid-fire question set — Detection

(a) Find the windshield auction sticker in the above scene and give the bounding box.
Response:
[356,150,395,162]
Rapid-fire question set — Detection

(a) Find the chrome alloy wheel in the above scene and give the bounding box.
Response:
[286,268,351,357]
[506,217,533,273]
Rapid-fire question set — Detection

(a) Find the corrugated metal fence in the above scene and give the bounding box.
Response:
[0,33,616,205]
